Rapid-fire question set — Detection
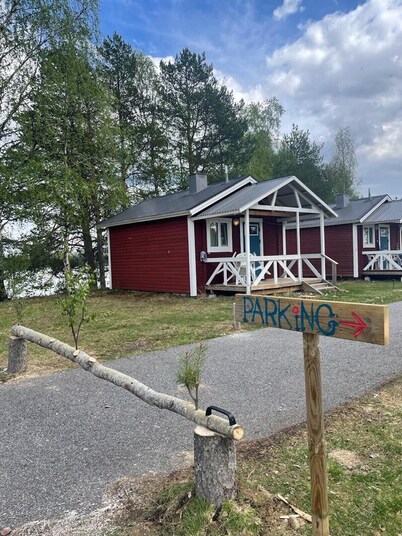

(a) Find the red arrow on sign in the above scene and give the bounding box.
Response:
[339,312,368,337]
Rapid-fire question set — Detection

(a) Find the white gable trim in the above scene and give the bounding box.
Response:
[360,195,392,223]
[190,176,256,216]
[239,176,294,212]
[239,176,337,217]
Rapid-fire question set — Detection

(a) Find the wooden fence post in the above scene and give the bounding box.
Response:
[194,426,237,506]
[303,332,329,536]
[7,336,27,374]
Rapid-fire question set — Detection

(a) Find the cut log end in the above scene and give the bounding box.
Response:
[232,426,244,441]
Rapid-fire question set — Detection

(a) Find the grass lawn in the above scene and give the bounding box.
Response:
[328,279,402,304]
[0,291,238,376]
[1,279,402,377]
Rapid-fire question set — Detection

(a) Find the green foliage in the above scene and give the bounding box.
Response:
[4,254,31,323]
[177,342,206,409]
[325,126,360,201]
[60,265,96,348]
[241,98,284,180]
[10,43,128,283]
[99,34,172,198]
[273,123,333,201]
[159,48,249,186]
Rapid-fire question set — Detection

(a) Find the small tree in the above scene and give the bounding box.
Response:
[4,253,33,324]
[61,265,95,349]
[177,343,206,410]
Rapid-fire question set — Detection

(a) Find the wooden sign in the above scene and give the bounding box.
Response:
[235,294,389,346]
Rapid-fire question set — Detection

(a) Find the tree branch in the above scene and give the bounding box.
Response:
[11,325,244,440]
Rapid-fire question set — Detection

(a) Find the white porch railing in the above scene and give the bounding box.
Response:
[363,250,402,271]
[205,253,338,287]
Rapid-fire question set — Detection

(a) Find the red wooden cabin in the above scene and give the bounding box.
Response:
[100,174,337,296]
[287,193,402,279]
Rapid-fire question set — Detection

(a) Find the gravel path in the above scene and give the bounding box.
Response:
[1,301,402,527]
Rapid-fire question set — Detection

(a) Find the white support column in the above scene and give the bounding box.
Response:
[282,220,287,275]
[282,220,287,256]
[187,217,198,297]
[352,224,359,278]
[245,210,251,294]
[107,228,112,289]
[320,212,326,281]
[296,212,302,281]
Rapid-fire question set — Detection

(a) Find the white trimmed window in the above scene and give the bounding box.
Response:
[363,225,375,248]
[206,219,232,253]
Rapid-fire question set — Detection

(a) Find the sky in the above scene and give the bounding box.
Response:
[99,0,402,198]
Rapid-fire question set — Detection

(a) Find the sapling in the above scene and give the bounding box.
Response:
[177,343,206,409]
[61,265,96,349]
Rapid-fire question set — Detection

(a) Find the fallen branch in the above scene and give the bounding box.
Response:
[276,494,312,523]
[11,325,244,440]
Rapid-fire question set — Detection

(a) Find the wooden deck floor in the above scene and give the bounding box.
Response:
[363,270,402,277]
[205,277,321,295]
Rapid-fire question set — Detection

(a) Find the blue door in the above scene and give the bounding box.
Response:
[242,222,261,255]
[379,226,390,269]
[379,226,389,250]
[242,222,262,276]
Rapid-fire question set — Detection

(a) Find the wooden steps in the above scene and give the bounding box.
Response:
[301,278,339,295]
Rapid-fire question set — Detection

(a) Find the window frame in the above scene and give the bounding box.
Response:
[206,218,233,253]
[362,225,375,248]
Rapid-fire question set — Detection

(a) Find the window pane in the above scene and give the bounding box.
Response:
[210,222,218,247]
[363,226,373,246]
[220,223,228,246]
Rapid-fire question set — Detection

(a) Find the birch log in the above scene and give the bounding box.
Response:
[11,325,244,441]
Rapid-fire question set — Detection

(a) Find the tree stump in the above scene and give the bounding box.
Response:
[7,336,27,373]
[194,425,237,506]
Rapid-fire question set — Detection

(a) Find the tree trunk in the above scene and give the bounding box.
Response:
[93,201,106,288]
[81,214,96,274]
[194,425,237,506]
[7,336,27,373]
[0,234,8,301]
[0,272,7,301]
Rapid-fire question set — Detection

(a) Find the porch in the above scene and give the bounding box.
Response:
[363,250,402,276]
[205,253,338,295]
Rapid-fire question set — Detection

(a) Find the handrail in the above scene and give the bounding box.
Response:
[205,253,339,287]
[322,253,338,265]
[363,250,402,271]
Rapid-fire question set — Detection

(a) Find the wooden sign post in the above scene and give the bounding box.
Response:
[235,295,389,536]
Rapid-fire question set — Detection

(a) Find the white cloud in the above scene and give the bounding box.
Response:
[214,69,265,103]
[273,0,304,21]
[263,0,402,195]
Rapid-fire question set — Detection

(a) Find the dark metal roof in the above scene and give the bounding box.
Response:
[328,195,388,224]
[297,195,389,228]
[365,199,402,223]
[100,176,252,228]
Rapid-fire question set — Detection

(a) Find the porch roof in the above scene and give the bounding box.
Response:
[193,175,337,220]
